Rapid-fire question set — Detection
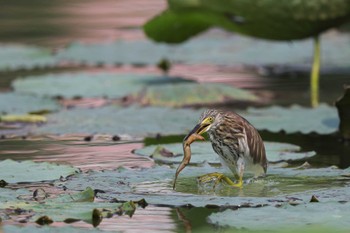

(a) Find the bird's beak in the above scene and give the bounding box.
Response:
[184,118,211,141]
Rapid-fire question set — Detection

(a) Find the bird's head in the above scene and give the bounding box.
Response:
[185,109,221,140]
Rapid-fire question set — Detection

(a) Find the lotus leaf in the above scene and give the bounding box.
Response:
[0,93,59,115]
[57,32,350,67]
[134,141,315,164]
[0,44,57,71]
[12,73,257,106]
[0,187,136,226]
[59,164,350,208]
[0,159,78,183]
[12,73,186,98]
[242,104,338,134]
[34,106,203,136]
[208,202,350,231]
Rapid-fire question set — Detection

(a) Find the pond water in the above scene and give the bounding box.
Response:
[1,0,350,233]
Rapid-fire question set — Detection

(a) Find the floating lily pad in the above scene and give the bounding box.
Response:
[59,164,350,208]
[33,106,203,136]
[208,202,350,232]
[0,44,57,71]
[0,93,59,115]
[242,104,338,134]
[12,73,257,106]
[134,141,315,164]
[0,159,79,183]
[57,32,350,68]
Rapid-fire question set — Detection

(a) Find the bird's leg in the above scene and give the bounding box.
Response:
[311,35,320,108]
[197,172,243,188]
[228,174,243,188]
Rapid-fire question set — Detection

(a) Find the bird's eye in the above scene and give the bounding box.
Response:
[208,117,214,123]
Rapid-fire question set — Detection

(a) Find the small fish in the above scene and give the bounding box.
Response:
[173,133,205,190]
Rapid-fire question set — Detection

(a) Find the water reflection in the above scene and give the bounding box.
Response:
[0,138,154,171]
[65,205,176,233]
[0,0,164,46]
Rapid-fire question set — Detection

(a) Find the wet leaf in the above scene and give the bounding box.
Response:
[0,44,57,71]
[0,159,78,183]
[134,141,315,164]
[207,202,350,231]
[0,93,59,115]
[12,73,257,106]
[335,85,350,140]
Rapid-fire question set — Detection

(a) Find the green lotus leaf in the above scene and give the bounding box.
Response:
[0,44,57,71]
[0,159,79,183]
[134,141,315,164]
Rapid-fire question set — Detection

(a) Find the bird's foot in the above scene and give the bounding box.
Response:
[197,172,242,188]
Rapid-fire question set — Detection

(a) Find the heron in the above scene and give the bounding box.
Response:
[186,109,267,188]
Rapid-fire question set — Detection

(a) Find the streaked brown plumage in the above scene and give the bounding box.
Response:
[187,109,267,187]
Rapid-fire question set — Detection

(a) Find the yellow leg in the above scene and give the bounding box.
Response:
[197,172,243,188]
[311,36,321,108]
